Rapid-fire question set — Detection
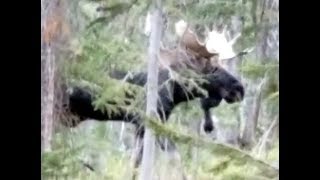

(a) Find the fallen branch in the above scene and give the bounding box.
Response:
[254,115,279,158]
[143,116,279,177]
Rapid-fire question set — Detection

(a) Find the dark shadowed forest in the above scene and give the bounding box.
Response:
[41,0,279,179]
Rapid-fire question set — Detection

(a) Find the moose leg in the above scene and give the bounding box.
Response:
[131,124,145,180]
[203,108,214,133]
[200,97,221,133]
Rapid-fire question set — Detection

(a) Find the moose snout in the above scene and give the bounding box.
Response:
[234,83,244,101]
[224,83,245,103]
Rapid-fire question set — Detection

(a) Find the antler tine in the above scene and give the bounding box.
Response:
[175,19,189,38]
[211,23,216,32]
[144,11,152,36]
[229,32,242,46]
[203,25,211,43]
[243,46,255,54]
[220,46,255,62]
[222,25,227,35]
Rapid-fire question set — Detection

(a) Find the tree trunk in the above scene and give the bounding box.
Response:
[256,0,280,62]
[255,115,279,158]
[241,77,266,149]
[119,122,126,151]
[41,0,58,153]
[138,3,163,180]
[41,46,56,153]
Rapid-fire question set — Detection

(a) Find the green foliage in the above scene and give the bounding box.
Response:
[186,1,246,23]
[63,26,148,116]
[144,116,278,179]
[42,131,85,178]
[240,58,279,79]
[42,148,82,178]
[266,141,279,163]
[42,123,135,180]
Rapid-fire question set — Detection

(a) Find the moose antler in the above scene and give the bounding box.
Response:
[229,32,241,46]
[205,30,237,60]
[175,20,218,59]
[158,46,212,74]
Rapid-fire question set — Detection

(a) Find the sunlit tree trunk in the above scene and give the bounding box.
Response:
[41,0,69,153]
[139,2,163,180]
[41,47,56,153]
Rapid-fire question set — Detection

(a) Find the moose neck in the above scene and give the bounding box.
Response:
[158,74,215,120]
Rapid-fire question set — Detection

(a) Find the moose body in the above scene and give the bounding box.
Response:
[65,66,244,169]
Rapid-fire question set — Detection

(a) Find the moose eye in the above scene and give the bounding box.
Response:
[235,85,244,93]
[211,67,218,73]
[231,79,238,84]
